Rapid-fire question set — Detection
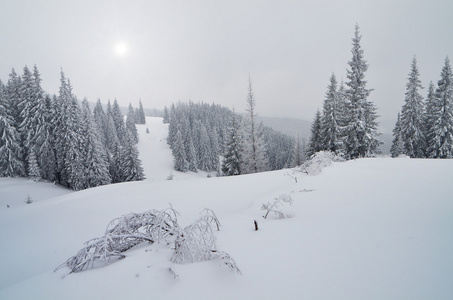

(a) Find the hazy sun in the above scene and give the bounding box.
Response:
[114,42,128,57]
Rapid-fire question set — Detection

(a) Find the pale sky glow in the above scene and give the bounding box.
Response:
[1,0,452,132]
[114,42,129,57]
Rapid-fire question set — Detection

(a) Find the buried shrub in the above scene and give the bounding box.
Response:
[56,208,240,275]
[262,194,293,219]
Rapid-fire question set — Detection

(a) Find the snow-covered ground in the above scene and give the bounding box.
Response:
[1,117,452,299]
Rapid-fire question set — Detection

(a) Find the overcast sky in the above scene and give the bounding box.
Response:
[1,0,452,133]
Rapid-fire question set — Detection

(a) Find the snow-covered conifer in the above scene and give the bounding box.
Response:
[111,99,127,146]
[172,130,189,172]
[126,103,139,144]
[27,147,41,181]
[117,136,145,182]
[307,110,323,157]
[426,57,453,158]
[390,113,405,158]
[400,57,426,158]
[222,113,242,176]
[343,24,380,159]
[163,106,170,124]
[0,84,25,177]
[424,81,436,154]
[197,125,213,172]
[321,73,343,153]
[5,69,23,129]
[136,99,146,124]
[80,99,112,188]
[186,134,198,172]
[19,65,48,174]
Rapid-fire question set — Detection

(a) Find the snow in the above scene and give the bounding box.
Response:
[1,117,453,299]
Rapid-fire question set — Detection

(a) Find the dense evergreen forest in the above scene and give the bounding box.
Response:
[0,66,145,190]
[165,100,299,176]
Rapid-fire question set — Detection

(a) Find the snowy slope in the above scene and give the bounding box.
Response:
[1,117,452,299]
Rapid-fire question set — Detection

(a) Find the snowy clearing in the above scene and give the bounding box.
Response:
[0,117,452,299]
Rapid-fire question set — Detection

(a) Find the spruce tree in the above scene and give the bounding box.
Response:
[172,130,188,172]
[424,81,436,154]
[0,84,25,177]
[186,134,198,172]
[390,113,404,158]
[5,69,23,129]
[197,125,212,172]
[126,103,139,144]
[93,99,109,148]
[19,65,48,175]
[163,106,170,124]
[426,57,453,158]
[137,99,146,124]
[321,73,343,153]
[111,99,127,146]
[400,57,426,158]
[343,24,380,159]
[118,135,145,182]
[307,110,323,157]
[27,147,41,181]
[80,99,112,188]
[222,113,242,176]
[105,100,120,152]
[39,94,57,182]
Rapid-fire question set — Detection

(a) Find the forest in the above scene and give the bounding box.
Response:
[0,67,145,190]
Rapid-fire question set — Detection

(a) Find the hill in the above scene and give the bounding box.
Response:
[0,117,452,299]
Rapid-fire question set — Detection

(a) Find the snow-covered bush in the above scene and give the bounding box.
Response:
[297,151,344,175]
[56,208,241,275]
[262,194,293,219]
[171,209,240,274]
[25,195,34,204]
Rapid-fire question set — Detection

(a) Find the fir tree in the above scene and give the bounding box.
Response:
[197,125,213,172]
[172,130,188,172]
[426,57,453,158]
[5,69,23,129]
[424,81,436,154]
[39,95,57,182]
[321,73,343,153]
[126,103,139,144]
[93,99,109,148]
[307,110,323,157]
[27,147,41,181]
[186,134,198,172]
[163,106,170,124]
[0,85,25,177]
[53,71,85,190]
[222,113,242,176]
[80,99,112,188]
[19,65,48,175]
[137,99,146,124]
[400,57,426,158]
[343,24,380,159]
[111,99,127,146]
[117,136,145,182]
[390,113,404,158]
[208,126,220,171]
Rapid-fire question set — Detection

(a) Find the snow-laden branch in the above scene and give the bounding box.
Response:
[56,207,240,275]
